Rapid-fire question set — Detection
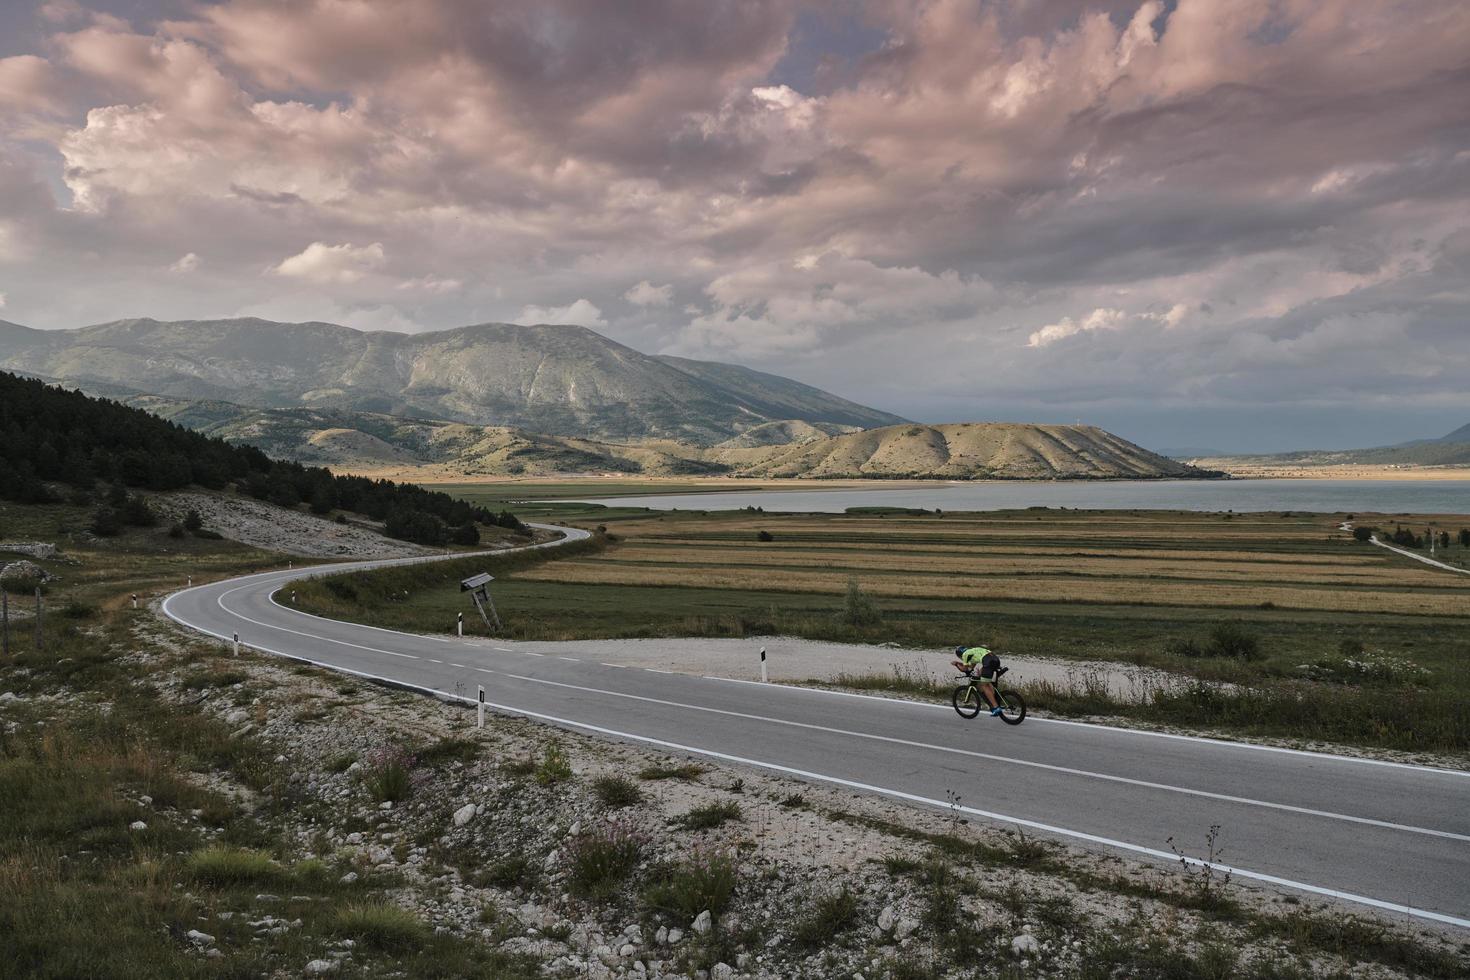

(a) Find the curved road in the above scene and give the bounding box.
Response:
[163,525,1470,930]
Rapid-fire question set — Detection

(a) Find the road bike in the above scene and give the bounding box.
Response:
[952,665,1026,725]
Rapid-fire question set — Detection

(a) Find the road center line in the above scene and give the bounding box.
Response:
[491,670,1468,843]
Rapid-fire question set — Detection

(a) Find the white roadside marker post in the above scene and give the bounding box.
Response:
[477,685,486,729]
[291,590,297,604]
[131,593,138,609]
[233,632,240,657]
[760,646,768,684]
[187,576,192,588]
[457,612,463,637]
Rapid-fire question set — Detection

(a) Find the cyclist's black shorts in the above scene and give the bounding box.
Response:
[978,652,1000,681]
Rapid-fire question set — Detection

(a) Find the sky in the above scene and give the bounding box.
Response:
[1,1,1468,453]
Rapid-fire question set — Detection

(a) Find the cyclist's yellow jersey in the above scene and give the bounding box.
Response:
[959,646,990,667]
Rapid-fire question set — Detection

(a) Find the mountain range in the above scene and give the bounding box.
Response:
[1,316,1218,480]
[0,317,903,444]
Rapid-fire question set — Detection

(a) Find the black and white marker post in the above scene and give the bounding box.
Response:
[760,646,768,683]
[457,612,463,637]
[131,593,138,609]
[477,685,486,729]
[233,631,240,656]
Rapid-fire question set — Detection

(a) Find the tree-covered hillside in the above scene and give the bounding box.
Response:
[0,371,520,545]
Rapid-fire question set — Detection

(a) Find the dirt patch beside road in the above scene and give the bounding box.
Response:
[156,491,438,560]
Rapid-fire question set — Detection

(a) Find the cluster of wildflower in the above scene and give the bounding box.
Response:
[1296,652,1432,686]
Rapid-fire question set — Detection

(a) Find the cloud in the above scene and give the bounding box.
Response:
[516,298,606,328]
[169,252,200,273]
[0,0,1466,446]
[271,242,385,284]
[624,280,673,306]
[1026,308,1127,348]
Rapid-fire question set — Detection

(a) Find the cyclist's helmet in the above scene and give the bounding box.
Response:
[954,645,966,656]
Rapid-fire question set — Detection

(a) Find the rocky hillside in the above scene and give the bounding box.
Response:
[1189,423,1470,470]
[0,317,905,444]
[731,422,1216,479]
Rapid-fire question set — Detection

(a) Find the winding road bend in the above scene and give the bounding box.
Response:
[163,524,1470,930]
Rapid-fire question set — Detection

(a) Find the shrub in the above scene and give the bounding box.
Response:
[535,743,572,786]
[637,763,704,782]
[644,847,738,919]
[183,509,204,533]
[120,495,157,528]
[791,886,858,947]
[756,530,774,542]
[566,822,645,899]
[186,847,290,888]
[480,854,538,890]
[193,529,224,540]
[1208,622,1262,661]
[671,801,742,831]
[362,745,416,802]
[1352,526,1373,542]
[592,775,642,808]
[88,506,122,537]
[167,523,186,539]
[840,576,882,627]
[60,600,96,620]
[332,902,430,953]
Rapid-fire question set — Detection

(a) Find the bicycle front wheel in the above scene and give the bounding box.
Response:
[952,684,982,719]
[996,690,1026,726]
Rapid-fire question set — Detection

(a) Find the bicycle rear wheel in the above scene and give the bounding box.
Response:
[996,690,1026,725]
[952,683,982,719]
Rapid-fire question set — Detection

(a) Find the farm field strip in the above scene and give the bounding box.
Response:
[620,537,1385,565]
[592,547,1436,586]
[621,523,1344,543]
[514,562,1470,615]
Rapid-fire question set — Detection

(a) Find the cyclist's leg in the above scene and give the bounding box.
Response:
[979,680,998,708]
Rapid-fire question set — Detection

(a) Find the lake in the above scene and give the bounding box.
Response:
[568,479,1470,515]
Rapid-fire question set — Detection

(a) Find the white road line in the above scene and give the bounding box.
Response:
[601,663,626,669]
[156,604,1470,930]
[700,675,1470,779]
[427,659,443,664]
[493,671,1466,843]
[558,656,580,662]
[216,586,420,660]
[645,668,675,674]
[495,647,514,652]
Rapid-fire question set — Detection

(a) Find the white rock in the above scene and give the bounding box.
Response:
[1011,934,1041,956]
[452,803,477,827]
[138,795,152,806]
[877,906,896,932]
[338,872,359,885]
[620,944,636,958]
[655,926,668,945]
[666,928,684,944]
[304,959,338,975]
[129,821,147,832]
[185,929,214,945]
[692,910,712,935]
[366,846,393,864]
[711,964,735,980]
[0,692,19,702]
[895,918,919,941]
[345,832,363,844]
[569,821,582,836]
[378,801,393,811]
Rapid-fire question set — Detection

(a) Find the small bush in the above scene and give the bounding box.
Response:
[167,523,186,539]
[1208,622,1262,661]
[791,886,858,947]
[60,600,96,620]
[566,823,645,899]
[840,577,882,627]
[671,801,742,831]
[183,509,204,533]
[592,775,642,808]
[480,854,538,890]
[644,847,739,919]
[756,530,774,542]
[1352,526,1373,542]
[362,745,416,803]
[332,902,430,953]
[637,763,704,782]
[186,847,290,888]
[535,743,572,786]
[193,529,224,540]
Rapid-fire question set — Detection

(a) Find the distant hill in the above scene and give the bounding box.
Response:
[0,317,906,444]
[1189,423,1470,470]
[724,423,1217,479]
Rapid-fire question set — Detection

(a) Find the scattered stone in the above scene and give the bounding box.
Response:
[304,959,339,975]
[710,964,735,980]
[452,803,477,827]
[339,872,359,885]
[895,918,919,941]
[666,928,684,944]
[877,906,896,932]
[129,821,147,832]
[185,930,214,946]
[692,910,712,936]
[1011,934,1041,956]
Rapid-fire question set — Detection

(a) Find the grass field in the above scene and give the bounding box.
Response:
[290,499,1470,755]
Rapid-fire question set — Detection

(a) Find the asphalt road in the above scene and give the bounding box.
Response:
[163,525,1470,929]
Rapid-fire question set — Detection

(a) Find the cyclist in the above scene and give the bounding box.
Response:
[951,644,1003,716]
